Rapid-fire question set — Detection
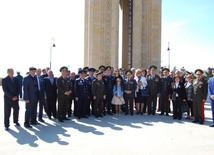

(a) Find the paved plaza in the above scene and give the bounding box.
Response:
[0,87,213,155]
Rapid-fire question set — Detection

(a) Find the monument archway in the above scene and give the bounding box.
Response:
[84,0,161,70]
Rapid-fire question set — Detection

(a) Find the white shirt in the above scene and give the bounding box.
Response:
[134,76,148,92]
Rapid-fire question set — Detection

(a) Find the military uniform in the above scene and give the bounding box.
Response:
[103,66,114,115]
[86,68,96,116]
[92,75,106,117]
[75,71,91,119]
[147,74,160,115]
[57,67,73,122]
[159,68,172,116]
[123,71,136,115]
[192,69,208,124]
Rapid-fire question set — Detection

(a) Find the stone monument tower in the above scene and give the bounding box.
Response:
[84,0,162,69]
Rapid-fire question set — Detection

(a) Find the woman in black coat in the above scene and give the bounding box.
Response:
[170,75,187,120]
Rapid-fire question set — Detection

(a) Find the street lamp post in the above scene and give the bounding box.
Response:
[167,42,170,70]
[50,38,56,70]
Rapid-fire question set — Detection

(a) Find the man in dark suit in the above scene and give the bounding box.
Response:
[36,68,46,122]
[23,67,39,128]
[57,67,73,122]
[147,66,160,115]
[16,71,23,99]
[86,68,96,116]
[44,70,57,119]
[75,70,91,119]
[2,68,20,131]
[159,68,172,116]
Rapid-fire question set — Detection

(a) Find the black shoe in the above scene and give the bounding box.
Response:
[83,116,88,118]
[152,113,155,115]
[5,127,9,131]
[166,113,169,116]
[63,117,70,120]
[209,124,214,127]
[199,121,203,125]
[107,112,113,115]
[68,114,71,117]
[159,113,164,115]
[136,112,140,115]
[125,113,128,115]
[98,115,103,117]
[31,121,39,125]
[78,116,81,119]
[53,116,57,119]
[192,120,199,123]
[173,117,177,120]
[148,113,151,115]
[58,119,64,122]
[141,112,143,115]
[38,119,45,122]
[24,124,32,128]
[178,118,182,120]
[15,122,20,126]
[130,113,133,116]
[48,116,52,120]
[95,115,99,118]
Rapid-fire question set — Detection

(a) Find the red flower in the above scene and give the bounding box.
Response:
[116,93,117,96]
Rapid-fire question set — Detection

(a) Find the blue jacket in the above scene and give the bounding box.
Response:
[23,74,39,101]
[75,78,90,99]
[113,85,124,98]
[2,76,20,103]
[209,77,214,101]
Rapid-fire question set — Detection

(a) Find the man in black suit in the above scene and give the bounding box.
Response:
[44,70,57,119]
[23,67,39,128]
[159,68,172,116]
[2,68,20,131]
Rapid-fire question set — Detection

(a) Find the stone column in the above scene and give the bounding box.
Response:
[84,0,119,69]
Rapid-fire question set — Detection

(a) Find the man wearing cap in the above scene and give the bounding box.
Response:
[2,68,20,131]
[123,70,136,115]
[147,66,160,115]
[16,71,23,99]
[208,68,214,127]
[92,72,106,117]
[75,70,91,119]
[192,69,208,124]
[103,66,114,115]
[86,68,96,116]
[23,67,39,128]
[57,66,73,122]
[99,65,105,73]
[159,68,172,116]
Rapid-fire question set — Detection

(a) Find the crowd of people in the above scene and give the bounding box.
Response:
[2,65,214,131]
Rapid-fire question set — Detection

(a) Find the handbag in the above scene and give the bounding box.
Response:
[141,88,150,97]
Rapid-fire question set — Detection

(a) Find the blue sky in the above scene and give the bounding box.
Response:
[0,0,213,77]
[161,0,214,71]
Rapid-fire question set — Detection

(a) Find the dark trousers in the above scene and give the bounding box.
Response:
[94,98,103,116]
[105,94,113,113]
[172,98,183,119]
[19,87,23,99]
[160,95,170,114]
[46,96,57,118]
[193,99,203,121]
[211,101,214,124]
[38,91,45,119]
[124,94,134,115]
[186,100,193,116]
[58,95,68,120]
[4,101,19,127]
[76,98,89,117]
[25,99,38,125]
[148,94,158,114]
[87,97,93,116]
[66,97,72,117]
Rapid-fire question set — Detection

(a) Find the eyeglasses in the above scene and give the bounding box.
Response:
[117,81,121,82]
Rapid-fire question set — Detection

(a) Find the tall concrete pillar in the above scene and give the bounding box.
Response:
[84,0,119,69]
